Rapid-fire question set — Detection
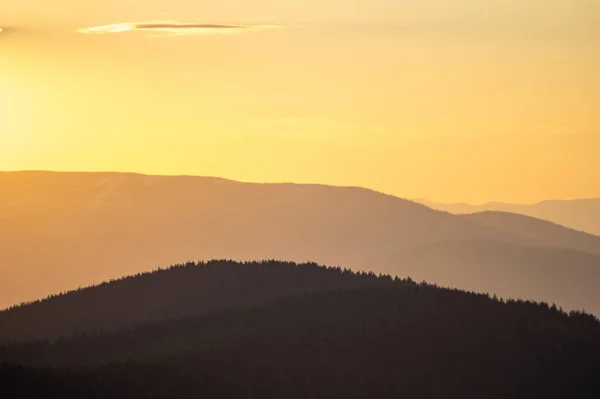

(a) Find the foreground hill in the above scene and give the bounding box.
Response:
[0,260,392,343]
[2,171,600,312]
[420,198,600,236]
[367,240,600,316]
[1,264,599,398]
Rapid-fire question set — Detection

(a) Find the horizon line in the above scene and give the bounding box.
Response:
[1,169,599,206]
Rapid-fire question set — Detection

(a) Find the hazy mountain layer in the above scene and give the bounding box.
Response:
[0,170,511,307]
[1,171,599,313]
[420,198,600,236]
[367,240,600,315]
[460,211,600,254]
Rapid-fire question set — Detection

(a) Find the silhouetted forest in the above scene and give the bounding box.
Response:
[0,260,392,343]
[1,261,599,398]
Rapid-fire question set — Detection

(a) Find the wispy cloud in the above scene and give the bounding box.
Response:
[77,22,282,36]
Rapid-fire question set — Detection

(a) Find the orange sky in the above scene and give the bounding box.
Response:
[1,0,599,203]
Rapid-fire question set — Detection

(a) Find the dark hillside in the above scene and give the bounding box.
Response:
[0,260,391,343]
[1,280,599,399]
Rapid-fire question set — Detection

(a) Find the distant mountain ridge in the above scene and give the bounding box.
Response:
[366,240,600,315]
[459,211,600,254]
[418,198,600,236]
[1,171,599,316]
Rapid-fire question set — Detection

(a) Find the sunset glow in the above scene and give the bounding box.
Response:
[1,3,600,394]
[1,0,599,203]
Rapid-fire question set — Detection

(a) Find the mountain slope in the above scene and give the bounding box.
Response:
[0,171,520,308]
[1,271,599,399]
[2,171,599,313]
[460,211,600,254]
[420,198,600,236]
[367,240,600,315]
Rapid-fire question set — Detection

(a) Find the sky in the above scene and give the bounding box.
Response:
[1,0,599,203]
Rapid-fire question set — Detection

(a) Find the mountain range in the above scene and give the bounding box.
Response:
[1,171,599,315]
[418,198,600,236]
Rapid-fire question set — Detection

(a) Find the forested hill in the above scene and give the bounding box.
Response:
[1,278,599,398]
[0,260,394,343]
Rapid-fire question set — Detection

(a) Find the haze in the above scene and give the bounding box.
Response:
[2,3,600,396]
[2,0,599,204]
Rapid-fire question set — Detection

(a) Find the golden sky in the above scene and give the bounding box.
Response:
[1,0,599,203]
